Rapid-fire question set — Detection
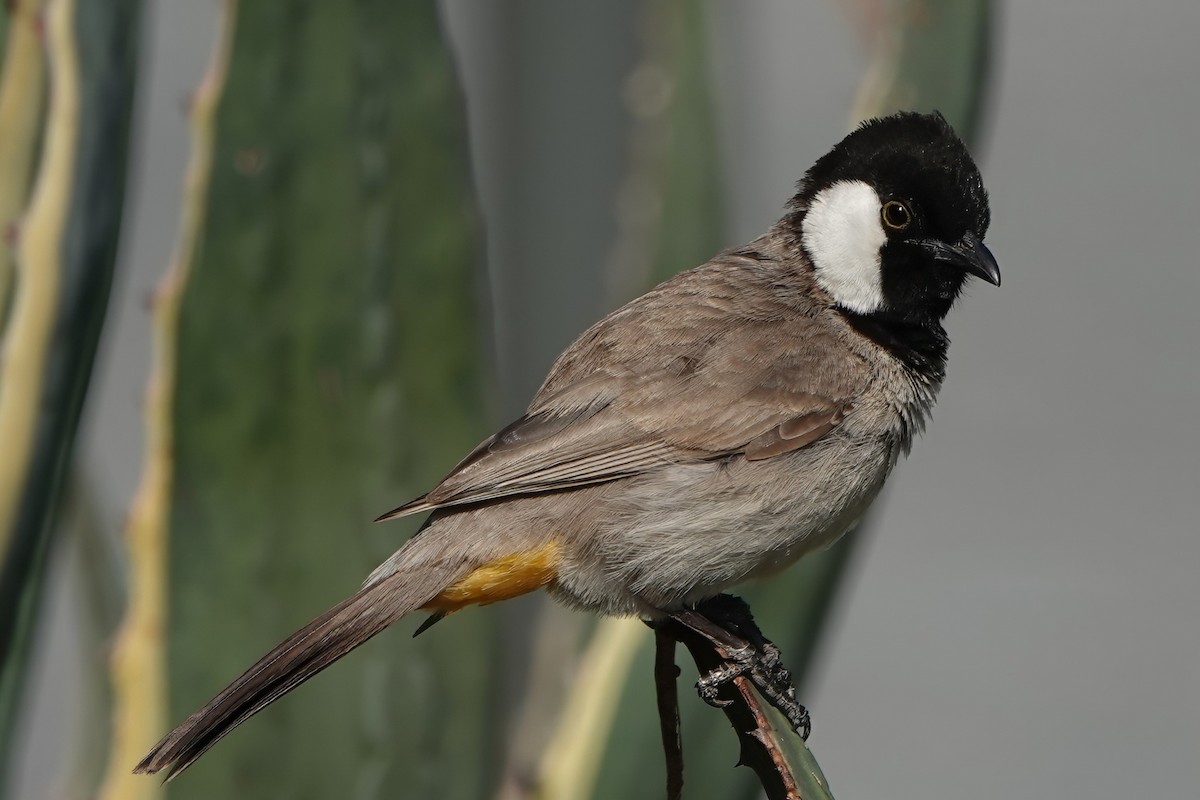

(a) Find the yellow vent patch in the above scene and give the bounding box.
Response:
[424,540,561,612]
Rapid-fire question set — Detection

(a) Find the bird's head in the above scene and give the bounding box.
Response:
[792,111,999,326]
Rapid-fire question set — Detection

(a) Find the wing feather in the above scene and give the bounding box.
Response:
[376,257,867,522]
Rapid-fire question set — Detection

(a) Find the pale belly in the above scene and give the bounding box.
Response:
[553,432,898,616]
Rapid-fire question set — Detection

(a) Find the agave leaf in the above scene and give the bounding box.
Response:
[0,0,140,786]
[155,3,495,799]
[851,0,992,138]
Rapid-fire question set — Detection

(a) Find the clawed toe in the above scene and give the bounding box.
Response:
[671,595,813,739]
[695,661,747,708]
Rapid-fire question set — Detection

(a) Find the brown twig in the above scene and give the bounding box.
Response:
[653,627,684,800]
[651,595,812,800]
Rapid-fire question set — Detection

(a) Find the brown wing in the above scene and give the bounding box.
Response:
[744,405,847,461]
[375,394,695,520]
[377,255,866,521]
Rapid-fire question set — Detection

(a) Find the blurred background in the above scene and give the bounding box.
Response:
[4,1,1198,798]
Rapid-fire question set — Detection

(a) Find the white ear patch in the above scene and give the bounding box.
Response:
[800,180,887,314]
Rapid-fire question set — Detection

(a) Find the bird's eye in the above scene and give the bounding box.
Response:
[881,200,912,231]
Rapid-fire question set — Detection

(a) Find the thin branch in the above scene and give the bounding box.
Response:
[653,627,684,800]
[652,595,833,800]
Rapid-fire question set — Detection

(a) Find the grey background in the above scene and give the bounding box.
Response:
[14,0,1200,797]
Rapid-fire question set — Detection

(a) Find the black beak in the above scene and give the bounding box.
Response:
[915,231,1001,286]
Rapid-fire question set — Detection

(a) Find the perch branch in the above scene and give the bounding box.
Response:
[653,627,684,800]
[651,594,830,800]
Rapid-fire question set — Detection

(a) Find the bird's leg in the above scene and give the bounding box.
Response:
[670,595,811,739]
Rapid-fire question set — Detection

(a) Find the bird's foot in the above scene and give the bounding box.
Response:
[695,659,747,707]
[672,594,812,739]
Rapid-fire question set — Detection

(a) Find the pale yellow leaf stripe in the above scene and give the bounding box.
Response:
[0,0,46,324]
[538,618,647,800]
[0,0,75,566]
[96,3,237,798]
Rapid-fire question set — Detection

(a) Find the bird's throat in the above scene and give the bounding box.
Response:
[839,310,949,383]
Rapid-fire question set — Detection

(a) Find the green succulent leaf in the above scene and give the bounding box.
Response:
[161,4,495,799]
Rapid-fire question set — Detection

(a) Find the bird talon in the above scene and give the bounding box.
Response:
[695,661,749,707]
[700,691,733,709]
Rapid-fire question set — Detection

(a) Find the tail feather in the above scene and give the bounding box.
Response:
[134,566,457,780]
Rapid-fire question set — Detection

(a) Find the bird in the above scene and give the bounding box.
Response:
[135,110,999,780]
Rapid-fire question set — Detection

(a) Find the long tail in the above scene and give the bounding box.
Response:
[134,565,457,781]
